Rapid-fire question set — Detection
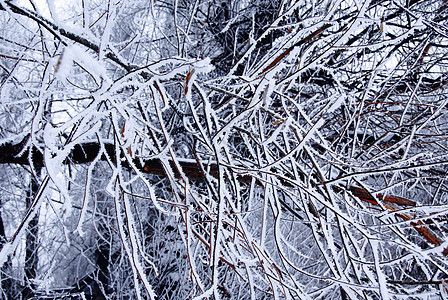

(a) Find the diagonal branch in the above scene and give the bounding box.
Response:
[0,1,135,72]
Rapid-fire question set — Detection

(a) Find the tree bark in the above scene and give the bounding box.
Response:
[22,169,41,300]
[0,200,14,299]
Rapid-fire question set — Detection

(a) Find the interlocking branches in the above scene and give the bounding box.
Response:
[0,0,447,299]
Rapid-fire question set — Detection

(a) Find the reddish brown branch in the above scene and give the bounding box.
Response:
[349,186,416,207]
[350,186,447,255]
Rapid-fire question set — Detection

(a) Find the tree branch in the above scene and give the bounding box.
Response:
[0,1,136,72]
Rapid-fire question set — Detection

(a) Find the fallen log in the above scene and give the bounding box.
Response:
[0,136,445,255]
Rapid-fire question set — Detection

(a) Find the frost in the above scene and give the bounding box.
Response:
[0,0,447,299]
[371,240,390,299]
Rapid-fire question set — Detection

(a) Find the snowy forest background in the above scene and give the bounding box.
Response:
[0,0,447,299]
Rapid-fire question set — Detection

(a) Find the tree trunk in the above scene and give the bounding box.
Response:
[0,201,15,299]
[22,170,40,300]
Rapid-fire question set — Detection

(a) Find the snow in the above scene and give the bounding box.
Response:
[371,240,390,299]
[0,0,447,298]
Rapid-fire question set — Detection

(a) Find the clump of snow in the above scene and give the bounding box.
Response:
[54,44,109,86]
[414,17,425,29]
[54,47,75,82]
[193,57,215,74]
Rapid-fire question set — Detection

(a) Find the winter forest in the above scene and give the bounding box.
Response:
[0,0,447,299]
